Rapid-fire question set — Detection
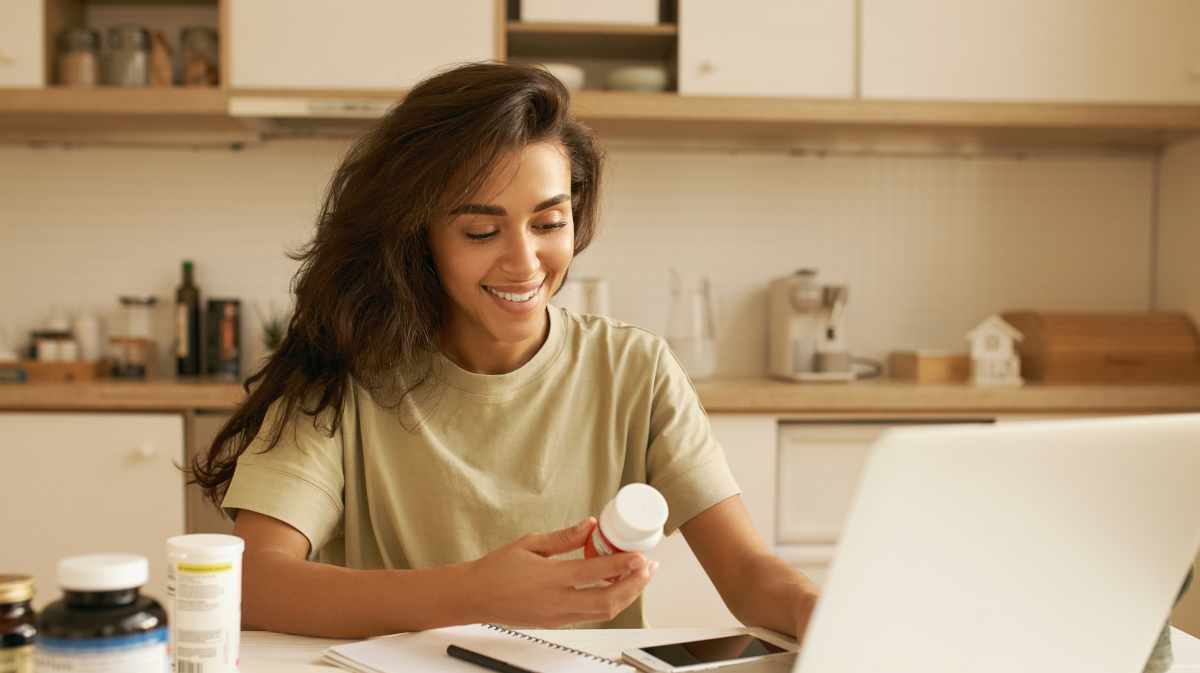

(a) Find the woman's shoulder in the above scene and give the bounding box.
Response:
[557,307,671,363]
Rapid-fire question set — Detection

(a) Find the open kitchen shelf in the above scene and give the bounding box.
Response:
[4,85,1200,150]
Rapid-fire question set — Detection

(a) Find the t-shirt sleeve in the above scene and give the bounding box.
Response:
[221,398,346,557]
[644,341,741,536]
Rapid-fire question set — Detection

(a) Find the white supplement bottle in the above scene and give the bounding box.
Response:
[583,483,669,569]
[165,534,244,673]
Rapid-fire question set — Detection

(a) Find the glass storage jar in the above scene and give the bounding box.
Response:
[55,27,100,87]
[104,25,150,86]
[180,27,219,86]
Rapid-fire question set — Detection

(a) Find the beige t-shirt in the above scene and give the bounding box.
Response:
[222,306,740,628]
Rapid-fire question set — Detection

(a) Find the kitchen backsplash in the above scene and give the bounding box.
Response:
[0,139,1165,378]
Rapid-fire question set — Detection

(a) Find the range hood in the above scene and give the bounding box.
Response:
[229,96,396,137]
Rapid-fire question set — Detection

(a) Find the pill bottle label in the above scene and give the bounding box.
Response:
[0,645,34,673]
[167,560,240,673]
[586,526,623,558]
[36,628,168,672]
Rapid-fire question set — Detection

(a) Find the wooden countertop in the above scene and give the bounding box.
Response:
[1,378,1198,415]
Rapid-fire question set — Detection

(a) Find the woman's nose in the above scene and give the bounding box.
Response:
[501,230,539,276]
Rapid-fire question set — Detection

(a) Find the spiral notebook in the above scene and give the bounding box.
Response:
[322,623,635,673]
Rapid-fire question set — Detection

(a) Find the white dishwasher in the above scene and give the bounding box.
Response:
[775,419,993,587]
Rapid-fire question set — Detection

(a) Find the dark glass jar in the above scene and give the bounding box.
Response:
[0,575,35,673]
[35,555,168,672]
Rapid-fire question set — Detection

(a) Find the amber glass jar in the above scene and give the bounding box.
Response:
[0,575,35,673]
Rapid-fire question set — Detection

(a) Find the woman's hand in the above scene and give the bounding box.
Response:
[465,517,659,628]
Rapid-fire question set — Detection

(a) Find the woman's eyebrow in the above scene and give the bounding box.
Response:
[453,193,570,216]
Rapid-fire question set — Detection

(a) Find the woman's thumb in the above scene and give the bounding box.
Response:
[525,517,596,556]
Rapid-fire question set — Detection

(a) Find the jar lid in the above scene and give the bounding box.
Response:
[106,25,150,48]
[57,554,148,591]
[119,295,157,306]
[608,483,669,540]
[0,575,35,604]
[166,534,245,558]
[56,27,99,51]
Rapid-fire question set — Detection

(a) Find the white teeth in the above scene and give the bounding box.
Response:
[486,286,538,303]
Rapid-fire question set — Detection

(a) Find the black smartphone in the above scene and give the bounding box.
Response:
[622,634,796,673]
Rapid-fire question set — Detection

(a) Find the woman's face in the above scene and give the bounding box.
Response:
[430,141,575,374]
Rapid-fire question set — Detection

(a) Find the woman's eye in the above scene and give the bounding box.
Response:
[538,222,568,232]
[465,230,498,241]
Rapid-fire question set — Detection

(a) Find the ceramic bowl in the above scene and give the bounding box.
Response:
[606,65,669,92]
[538,62,585,91]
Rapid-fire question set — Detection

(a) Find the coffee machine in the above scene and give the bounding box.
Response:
[767,269,849,381]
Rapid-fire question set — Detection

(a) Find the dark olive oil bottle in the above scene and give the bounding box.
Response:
[175,260,201,376]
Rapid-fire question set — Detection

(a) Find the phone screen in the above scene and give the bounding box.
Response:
[639,635,788,667]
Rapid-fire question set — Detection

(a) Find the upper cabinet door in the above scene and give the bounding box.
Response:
[678,0,856,98]
[861,0,1200,103]
[230,0,496,90]
[0,0,44,87]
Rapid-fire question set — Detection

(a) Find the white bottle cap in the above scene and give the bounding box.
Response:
[57,554,148,591]
[166,534,245,560]
[599,483,669,553]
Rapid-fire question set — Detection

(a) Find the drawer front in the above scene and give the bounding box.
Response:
[776,424,884,545]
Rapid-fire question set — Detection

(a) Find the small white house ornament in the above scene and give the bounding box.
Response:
[966,315,1024,386]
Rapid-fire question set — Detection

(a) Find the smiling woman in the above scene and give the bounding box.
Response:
[188,62,818,641]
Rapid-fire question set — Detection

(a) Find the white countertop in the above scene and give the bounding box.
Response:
[239,626,1200,672]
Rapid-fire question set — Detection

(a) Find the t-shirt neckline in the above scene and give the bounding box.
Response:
[434,305,567,396]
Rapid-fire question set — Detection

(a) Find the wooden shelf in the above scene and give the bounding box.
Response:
[3,86,1200,150]
[570,92,1200,151]
[507,21,676,60]
[0,87,257,144]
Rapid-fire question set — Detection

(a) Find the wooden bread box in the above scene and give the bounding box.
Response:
[1000,311,1200,383]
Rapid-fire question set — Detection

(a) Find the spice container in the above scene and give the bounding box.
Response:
[110,296,157,379]
[0,575,36,673]
[55,28,100,87]
[35,554,168,673]
[180,27,218,86]
[104,25,150,86]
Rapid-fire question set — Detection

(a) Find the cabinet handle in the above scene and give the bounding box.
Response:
[136,443,156,460]
[0,51,15,66]
[700,59,718,74]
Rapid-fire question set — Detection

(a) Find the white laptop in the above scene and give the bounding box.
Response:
[789,414,1200,673]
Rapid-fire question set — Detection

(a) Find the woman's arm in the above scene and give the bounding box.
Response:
[234,510,658,637]
[680,495,820,642]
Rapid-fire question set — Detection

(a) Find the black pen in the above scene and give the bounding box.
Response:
[447,644,539,673]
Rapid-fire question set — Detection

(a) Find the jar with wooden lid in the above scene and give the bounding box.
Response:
[55,27,100,87]
[180,27,219,86]
[104,25,150,86]
[0,575,35,673]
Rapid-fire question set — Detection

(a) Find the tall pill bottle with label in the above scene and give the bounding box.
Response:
[35,554,169,672]
[584,483,669,577]
[166,534,244,673]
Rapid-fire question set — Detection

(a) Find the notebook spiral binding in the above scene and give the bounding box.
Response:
[483,624,626,667]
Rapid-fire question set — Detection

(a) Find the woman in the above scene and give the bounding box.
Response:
[192,62,819,639]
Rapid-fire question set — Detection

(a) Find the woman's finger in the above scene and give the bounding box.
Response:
[520,518,596,557]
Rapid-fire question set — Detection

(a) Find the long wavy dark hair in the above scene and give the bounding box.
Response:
[191,62,605,506]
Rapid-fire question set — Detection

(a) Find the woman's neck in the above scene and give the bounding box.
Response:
[440,310,550,375]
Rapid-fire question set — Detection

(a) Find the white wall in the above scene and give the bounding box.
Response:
[0,140,1158,378]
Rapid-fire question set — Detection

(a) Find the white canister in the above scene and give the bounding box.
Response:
[166,534,244,673]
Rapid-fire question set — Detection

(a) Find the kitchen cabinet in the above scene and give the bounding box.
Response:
[677,0,855,98]
[1,412,186,609]
[0,0,44,87]
[643,414,776,628]
[229,0,497,90]
[861,0,1200,103]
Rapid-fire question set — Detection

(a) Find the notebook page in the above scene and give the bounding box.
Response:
[323,624,633,673]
